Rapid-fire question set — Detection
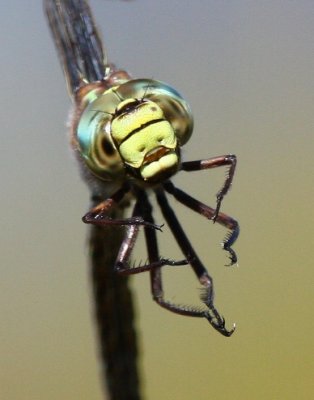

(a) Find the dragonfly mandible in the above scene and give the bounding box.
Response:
[45,0,239,341]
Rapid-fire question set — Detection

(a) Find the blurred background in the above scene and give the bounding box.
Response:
[1,1,313,399]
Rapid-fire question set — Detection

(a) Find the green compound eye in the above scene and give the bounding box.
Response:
[77,79,193,183]
[101,135,115,156]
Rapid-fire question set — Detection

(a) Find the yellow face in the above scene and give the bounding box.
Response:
[111,98,179,182]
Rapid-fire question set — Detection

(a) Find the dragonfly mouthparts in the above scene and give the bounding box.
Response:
[143,146,169,164]
[140,147,179,182]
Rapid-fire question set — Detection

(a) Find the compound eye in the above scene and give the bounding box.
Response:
[101,135,115,156]
[93,124,121,168]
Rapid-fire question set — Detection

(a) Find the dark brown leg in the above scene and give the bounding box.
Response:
[114,189,187,275]
[82,183,161,230]
[163,180,239,265]
[155,188,235,337]
[181,154,237,220]
[137,189,213,318]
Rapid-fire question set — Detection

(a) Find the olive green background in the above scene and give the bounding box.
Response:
[1,1,313,399]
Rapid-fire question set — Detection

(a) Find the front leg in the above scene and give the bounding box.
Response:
[163,181,239,265]
[181,154,237,221]
[155,188,235,336]
[114,206,188,275]
[115,197,188,275]
[83,183,161,230]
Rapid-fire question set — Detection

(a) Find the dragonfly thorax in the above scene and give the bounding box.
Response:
[76,79,193,184]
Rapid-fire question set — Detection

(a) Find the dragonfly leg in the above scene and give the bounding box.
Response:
[115,192,188,275]
[163,180,239,265]
[155,188,235,336]
[136,190,215,319]
[83,183,162,230]
[181,154,237,221]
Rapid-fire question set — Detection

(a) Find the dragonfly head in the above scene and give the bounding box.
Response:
[76,79,193,184]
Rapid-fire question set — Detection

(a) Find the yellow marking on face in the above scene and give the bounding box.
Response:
[111,100,164,145]
[140,152,178,180]
[118,120,176,168]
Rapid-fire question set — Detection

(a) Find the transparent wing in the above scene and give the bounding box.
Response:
[44,0,107,94]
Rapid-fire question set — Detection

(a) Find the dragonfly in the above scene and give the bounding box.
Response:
[45,0,239,398]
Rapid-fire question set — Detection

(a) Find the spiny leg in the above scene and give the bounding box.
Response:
[82,182,161,230]
[181,154,237,221]
[115,189,188,276]
[155,188,235,336]
[163,180,239,265]
[136,188,202,317]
